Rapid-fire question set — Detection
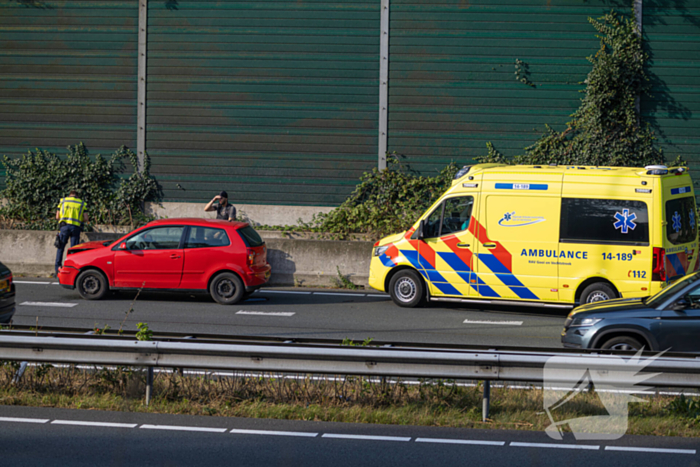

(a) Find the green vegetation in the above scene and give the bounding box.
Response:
[479,10,679,168]
[308,155,459,239]
[0,143,159,230]
[1,363,699,437]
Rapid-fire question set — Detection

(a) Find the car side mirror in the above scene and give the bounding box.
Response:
[411,220,425,240]
[119,242,127,250]
[672,298,689,312]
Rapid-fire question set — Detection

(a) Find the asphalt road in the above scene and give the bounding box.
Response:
[0,405,697,467]
[11,279,569,348]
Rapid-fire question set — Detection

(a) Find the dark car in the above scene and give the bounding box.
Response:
[0,262,16,324]
[57,218,271,305]
[562,271,700,352]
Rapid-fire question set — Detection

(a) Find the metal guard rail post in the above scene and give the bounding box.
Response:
[2,335,700,419]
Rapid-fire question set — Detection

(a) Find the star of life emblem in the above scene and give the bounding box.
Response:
[613,209,637,234]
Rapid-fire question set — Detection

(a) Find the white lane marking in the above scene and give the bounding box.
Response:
[366,294,390,298]
[313,292,366,297]
[605,446,696,455]
[140,424,227,433]
[510,442,599,450]
[258,290,312,295]
[230,429,318,437]
[20,302,78,308]
[52,420,137,428]
[463,319,523,326]
[51,282,60,285]
[236,311,295,317]
[322,433,411,442]
[415,438,505,446]
[13,281,53,285]
[0,416,49,424]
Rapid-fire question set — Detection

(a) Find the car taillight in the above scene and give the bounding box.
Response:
[652,247,666,282]
[247,248,255,267]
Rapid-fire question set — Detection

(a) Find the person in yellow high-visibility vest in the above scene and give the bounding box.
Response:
[54,189,88,276]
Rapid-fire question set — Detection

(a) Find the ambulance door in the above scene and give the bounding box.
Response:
[474,195,560,302]
[418,195,477,298]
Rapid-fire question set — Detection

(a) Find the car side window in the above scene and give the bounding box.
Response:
[685,288,700,308]
[441,196,473,235]
[125,227,184,250]
[424,204,444,238]
[424,196,474,239]
[185,227,230,248]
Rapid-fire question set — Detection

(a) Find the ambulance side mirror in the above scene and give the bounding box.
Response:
[411,220,425,240]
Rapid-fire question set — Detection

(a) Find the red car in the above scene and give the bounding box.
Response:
[58,218,271,305]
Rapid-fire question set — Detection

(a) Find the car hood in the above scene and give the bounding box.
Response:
[377,231,406,247]
[570,297,648,316]
[68,240,112,253]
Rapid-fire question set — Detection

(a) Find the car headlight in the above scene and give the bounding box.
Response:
[570,317,603,327]
[374,245,390,257]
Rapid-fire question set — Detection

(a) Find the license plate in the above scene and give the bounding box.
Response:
[0,280,7,292]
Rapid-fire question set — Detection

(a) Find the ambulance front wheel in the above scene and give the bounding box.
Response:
[389,269,426,308]
[580,282,617,304]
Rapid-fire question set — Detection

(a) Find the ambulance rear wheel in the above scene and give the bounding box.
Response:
[389,269,425,308]
[580,282,616,304]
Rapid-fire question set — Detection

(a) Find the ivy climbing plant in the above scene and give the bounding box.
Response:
[479,10,678,167]
[0,143,160,230]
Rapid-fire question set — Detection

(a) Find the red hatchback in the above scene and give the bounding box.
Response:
[58,218,271,305]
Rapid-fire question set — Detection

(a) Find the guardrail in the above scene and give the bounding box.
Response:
[1,334,700,420]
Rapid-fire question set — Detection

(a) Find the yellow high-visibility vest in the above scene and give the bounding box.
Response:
[57,197,85,227]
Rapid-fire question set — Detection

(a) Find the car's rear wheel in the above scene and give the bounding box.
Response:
[76,270,109,300]
[580,282,616,304]
[388,269,425,308]
[600,336,644,352]
[209,272,245,305]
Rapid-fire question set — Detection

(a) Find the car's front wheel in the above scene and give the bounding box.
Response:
[600,336,644,352]
[209,272,245,305]
[388,269,425,308]
[76,269,109,300]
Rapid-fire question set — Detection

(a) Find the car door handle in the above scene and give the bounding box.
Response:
[456,243,470,248]
[483,243,497,249]
[170,254,181,259]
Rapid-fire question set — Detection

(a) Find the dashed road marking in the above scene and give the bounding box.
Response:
[322,434,412,442]
[463,319,523,326]
[415,438,505,446]
[511,442,599,450]
[230,429,318,437]
[0,416,693,455]
[20,302,78,308]
[314,292,366,297]
[258,290,312,295]
[13,281,53,285]
[52,420,137,428]
[236,311,295,317]
[605,446,696,455]
[0,416,49,424]
[140,424,228,433]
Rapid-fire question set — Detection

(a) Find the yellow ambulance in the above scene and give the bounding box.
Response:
[369,164,698,308]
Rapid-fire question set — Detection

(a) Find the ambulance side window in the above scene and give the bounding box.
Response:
[424,196,474,239]
[442,196,474,235]
[424,204,444,238]
[560,198,649,245]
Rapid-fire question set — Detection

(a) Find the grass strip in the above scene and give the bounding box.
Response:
[1,364,699,437]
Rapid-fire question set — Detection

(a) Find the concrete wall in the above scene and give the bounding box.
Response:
[145,202,334,227]
[0,229,373,288]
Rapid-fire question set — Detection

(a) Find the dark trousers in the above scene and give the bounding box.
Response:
[55,224,81,274]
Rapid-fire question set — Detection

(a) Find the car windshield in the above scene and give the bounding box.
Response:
[646,272,700,307]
